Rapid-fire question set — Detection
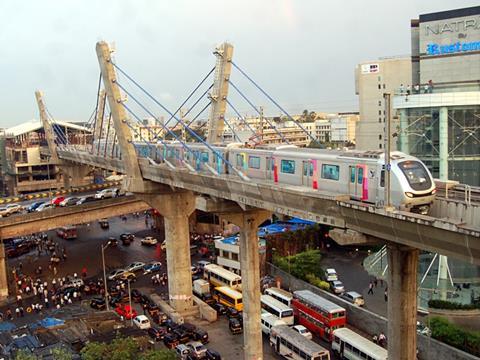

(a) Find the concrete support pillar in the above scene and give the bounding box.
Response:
[439,106,448,181]
[0,243,9,299]
[138,191,196,312]
[224,210,271,360]
[62,165,91,189]
[387,244,419,360]
[398,108,409,153]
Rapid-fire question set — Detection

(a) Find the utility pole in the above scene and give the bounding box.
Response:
[259,106,264,143]
[383,93,394,211]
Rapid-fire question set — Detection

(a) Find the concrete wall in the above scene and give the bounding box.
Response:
[266,263,479,360]
[430,198,480,229]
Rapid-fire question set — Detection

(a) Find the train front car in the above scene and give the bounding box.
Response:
[390,154,436,214]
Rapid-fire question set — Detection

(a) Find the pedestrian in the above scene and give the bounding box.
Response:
[6,309,12,320]
[374,278,378,287]
[380,278,384,287]
[373,334,378,344]
[406,84,411,95]
[15,308,20,318]
[378,332,386,347]
[53,266,57,276]
[399,84,405,94]
[19,307,24,317]
[368,282,374,295]
[384,288,388,302]
[82,267,87,279]
[45,298,49,309]
[16,294,22,305]
[414,84,420,94]
[74,273,78,279]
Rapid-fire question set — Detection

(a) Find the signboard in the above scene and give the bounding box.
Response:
[361,63,379,74]
[426,40,480,55]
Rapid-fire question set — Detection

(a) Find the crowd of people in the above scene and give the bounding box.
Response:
[399,80,433,96]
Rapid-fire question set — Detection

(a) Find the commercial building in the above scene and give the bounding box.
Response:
[215,236,266,275]
[355,57,412,151]
[2,120,91,195]
[394,6,480,185]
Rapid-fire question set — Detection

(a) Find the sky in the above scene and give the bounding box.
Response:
[0,0,478,128]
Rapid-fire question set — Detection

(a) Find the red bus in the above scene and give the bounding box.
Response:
[56,226,77,240]
[292,290,346,342]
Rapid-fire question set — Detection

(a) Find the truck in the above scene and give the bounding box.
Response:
[193,279,214,304]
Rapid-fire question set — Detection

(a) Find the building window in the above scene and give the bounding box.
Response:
[321,164,340,181]
[281,160,295,174]
[231,253,239,261]
[379,143,382,149]
[378,84,381,89]
[378,117,382,123]
[248,156,260,169]
[383,84,386,89]
[236,154,244,167]
[378,100,382,106]
[378,134,382,140]
[378,110,382,115]
[201,152,209,162]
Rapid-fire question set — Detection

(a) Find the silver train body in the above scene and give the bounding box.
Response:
[95,140,436,214]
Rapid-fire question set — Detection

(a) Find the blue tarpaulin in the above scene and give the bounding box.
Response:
[0,322,16,332]
[38,317,64,328]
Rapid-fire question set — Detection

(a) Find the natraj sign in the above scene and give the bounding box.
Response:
[426,40,480,55]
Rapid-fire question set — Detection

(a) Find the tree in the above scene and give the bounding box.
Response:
[139,350,176,360]
[51,347,74,360]
[15,350,36,360]
[81,341,108,360]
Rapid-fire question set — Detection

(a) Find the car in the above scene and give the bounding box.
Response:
[340,291,365,306]
[63,279,84,289]
[35,202,54,212]
[206,349,222,360]
[109,293,129,307]
[330,280,345,294]
[324,268,338,282]
[99,219,109,229]
[115,304,137,319]
[225,307,241,319]
[179,323,196,337]
[126,262,146,273]
[196,261,210,270]
[163,319,178,333]
[173,328,191,344]
[6,244,32,258]
[0,207,9,217]
[107,269,127,281]
[228,318,242,334]
[192,328,209,344]
[186,341,207,359]
[94,188,118,199]
[211,303,226,316]
[148,326,167,341]
[133,315,151,330]
[164,333,180,349]
[107,237,118,246]
[417,321,431,336]
[201,293,215,306]
[27,201,44,212]
[160,240,167,250]
[90,297,106,310]
[118,271,136,282]
[59,196,80,207]
[145,302,161,317]
[143,261,162,274]
[51,196,65,206]
[175,344,191,359]
[76,196,96,205]
[141,236,158,246]
[5,203,23,215]
[151,311,168,325]
[292,325,312,340]
[131,289,143,303]
[120,233,135,241]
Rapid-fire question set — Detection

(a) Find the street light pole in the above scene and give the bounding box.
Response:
[101,242,111,311]
[127,279,133,326]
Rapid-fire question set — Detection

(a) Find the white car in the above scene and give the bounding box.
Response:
[141,236,158,246]
[133,315,151,330]
[292,325,312,340]
[94,188,118,199]
[186,341,207,358]
[0,207,9,218]
[36,203,55,212]
[126,262,146,272]
[107,269,127,281]
[5,203,23,215]
[330,280,345,294]
[324,268,338,282]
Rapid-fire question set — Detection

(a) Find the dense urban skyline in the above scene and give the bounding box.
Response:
[0,0,478,127]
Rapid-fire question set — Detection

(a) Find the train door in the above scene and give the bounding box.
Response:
[266,157,274,180]
[302,160,313,187]
[349,165,367,200]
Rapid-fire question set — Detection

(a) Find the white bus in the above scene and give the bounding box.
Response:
[265,287,293,306]
[270,325,330,360]
[204,264,242,290]
[332,328,388,360]
[261,295,294,325]
[261,311,287,335]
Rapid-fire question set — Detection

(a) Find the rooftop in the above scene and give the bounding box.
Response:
[5,119,91,137]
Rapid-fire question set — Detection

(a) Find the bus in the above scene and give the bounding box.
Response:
[261,295,294,325]
[56,226,77,240]
[332,328,388,360]
[265,287,293,306]
[292,290,346,342]
[204,264,242,290]
[270,325,330,360]
[212,286,243,311]
[261,311,287,335]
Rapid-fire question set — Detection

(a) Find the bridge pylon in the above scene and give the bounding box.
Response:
[206,42,234,144]
[35,90,59,163]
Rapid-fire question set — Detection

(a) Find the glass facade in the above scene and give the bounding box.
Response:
[398,105,480,186]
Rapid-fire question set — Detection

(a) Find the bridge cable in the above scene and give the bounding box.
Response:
[110,63,249,179]
[225,99,257,138]
[228,80,290,144]
[231,61,319,145]
[183,101,213,134]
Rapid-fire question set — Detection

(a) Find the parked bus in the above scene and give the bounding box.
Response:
[204,264,242,290]
[212,286,243,311]
[56,226,77,240]
[332,328,387,360]
[292,290,346,341]
[269,325,330,360]
[261,311,287,335]
[261,295,294,325]
[265,287,293,306]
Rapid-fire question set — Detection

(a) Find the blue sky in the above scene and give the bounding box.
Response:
[0,0,478,127]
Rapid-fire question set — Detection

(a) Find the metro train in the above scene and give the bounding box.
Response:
[96,140,436,214]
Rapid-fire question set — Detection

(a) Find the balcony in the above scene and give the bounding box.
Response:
[393,91,480,109]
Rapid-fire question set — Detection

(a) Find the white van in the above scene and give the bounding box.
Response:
[261,312,287,335]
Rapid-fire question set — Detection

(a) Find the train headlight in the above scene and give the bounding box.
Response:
[405,192,414,198]
[431,189,437,195]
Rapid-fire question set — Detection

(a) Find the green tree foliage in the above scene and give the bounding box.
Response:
[51,347,74,360]
[14,350,36,360]
[429,316,480,356]
[428,299,480,310]
[80,336,176,360]
[273,249,322,280]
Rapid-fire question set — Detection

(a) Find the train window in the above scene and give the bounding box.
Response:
[303,162,313,176]
[358,167,364,184]
[281,160,295,174]
[248,156,261,169]
[266,158,274,171]
[236,154,244,167]
[350,167,355,183]
[201,152,209,162]
[322,164,339,181]
[380,170,385,187]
